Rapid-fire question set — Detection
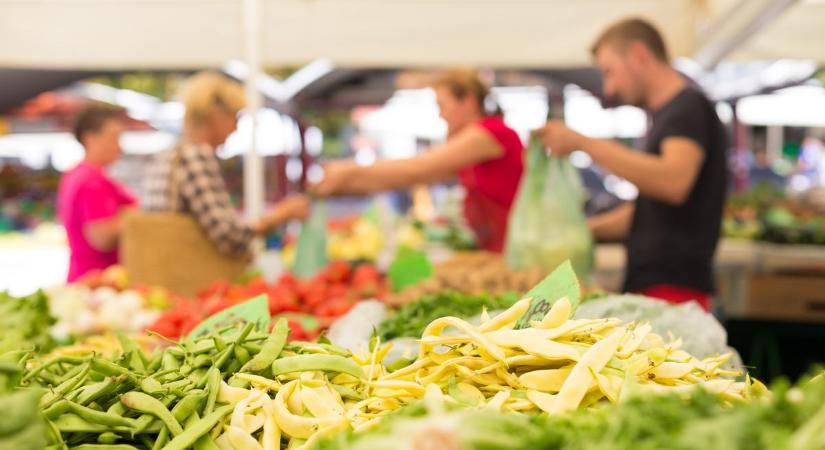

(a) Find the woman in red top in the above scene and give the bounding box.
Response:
[312,69,524,252]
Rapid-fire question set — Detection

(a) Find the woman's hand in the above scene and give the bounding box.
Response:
[275,195,311,221]
[255,195,311,234]
[309,161,356,197]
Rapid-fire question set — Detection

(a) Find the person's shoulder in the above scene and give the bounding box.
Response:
[676,86,713,109]
[71,163,107,186]
[477,115,509,132]
[475,115,520,142]
[183,143,220,168]
[71,171,112,199]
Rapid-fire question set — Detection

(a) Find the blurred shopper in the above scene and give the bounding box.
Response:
[536,18,728,310]
[58,104,137,281]
[144,71,309,259]
[312,69,524,252]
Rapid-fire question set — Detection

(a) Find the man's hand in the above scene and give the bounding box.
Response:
[535,119,585,157]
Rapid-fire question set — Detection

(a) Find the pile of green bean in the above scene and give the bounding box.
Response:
[16,318,350,450]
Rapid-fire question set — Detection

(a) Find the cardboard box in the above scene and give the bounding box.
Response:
[747,275,825,322]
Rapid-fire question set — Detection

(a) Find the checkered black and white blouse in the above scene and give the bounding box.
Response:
[144,141,254,258]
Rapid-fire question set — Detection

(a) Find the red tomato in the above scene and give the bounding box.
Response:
[180,316,204,336]
[286,320,309,341]
[327,283,349,300]
[352,264,380,284]
[246,277,269,292]
[325,298,354,317]
[278,273,299,289]
[198,281,230,300]
[268,287,302,314]
[293,280,312,299]
[204,297,233,316]
[326,261,351,284]
[146,319,179,339]
[302,284,328,308]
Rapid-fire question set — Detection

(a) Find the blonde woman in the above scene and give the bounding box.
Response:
[145,71,309,258]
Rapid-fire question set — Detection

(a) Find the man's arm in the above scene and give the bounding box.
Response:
[587,202,635,242]
[537,120,705,206]
[579,136,704,205]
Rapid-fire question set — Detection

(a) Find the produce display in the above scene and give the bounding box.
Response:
[388,252,545,305]
[377,291,518,341]
[0,197,57,234]
[47,273,169,340]
[723,183,825,245]
[760,203,825,245]
[318,370,825,450]
[416,218,476,251]
[14,289,761,450]
[44,334,158,360]
[328,217,384,262]
[283,217,385,264]
[0,290,55,355]
[149,262,388,340]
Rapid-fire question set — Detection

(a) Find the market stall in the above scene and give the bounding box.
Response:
[2,1,825,449]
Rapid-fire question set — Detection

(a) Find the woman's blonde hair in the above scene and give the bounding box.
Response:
[433,68,498,116]
[180,71,246,127]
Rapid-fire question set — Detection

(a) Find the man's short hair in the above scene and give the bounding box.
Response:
[73,104,122,144]
[591,17,670,62]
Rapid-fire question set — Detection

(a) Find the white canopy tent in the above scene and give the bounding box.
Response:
[2,0,823,69]
[1,0,705,70]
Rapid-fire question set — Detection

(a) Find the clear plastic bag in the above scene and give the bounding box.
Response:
[326,300,389,353]
[575,295,744,370]
[505,144,594,278]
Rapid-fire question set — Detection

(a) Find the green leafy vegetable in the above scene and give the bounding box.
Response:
[377,291,518,340]
[0,290,55,355]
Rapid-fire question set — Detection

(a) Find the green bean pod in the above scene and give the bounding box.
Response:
[96,432,120,445]
[68,401,138,428]
[159,404,233,450]
[271,354,366,379]
[242,318,289,373]
[77,378,118,406]
[41,364,90,409]
[69,444,140,450]
[202,368,221,416]
[120,392,184,436]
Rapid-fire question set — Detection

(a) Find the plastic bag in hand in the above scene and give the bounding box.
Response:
[505,143,593,278]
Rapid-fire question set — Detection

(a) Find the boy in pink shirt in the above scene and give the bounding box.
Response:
[58,105,137,282]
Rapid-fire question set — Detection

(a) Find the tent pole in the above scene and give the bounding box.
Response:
[242,0,265,223]
[695,0,798,70]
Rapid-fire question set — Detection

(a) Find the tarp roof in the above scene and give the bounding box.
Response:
[0,0,713,70]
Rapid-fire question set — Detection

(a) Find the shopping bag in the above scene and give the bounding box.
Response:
[505,142,593,278]
[293,200,329,278]
[121,211,248,297]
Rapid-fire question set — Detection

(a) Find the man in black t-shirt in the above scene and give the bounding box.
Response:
[536,18,728,309]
